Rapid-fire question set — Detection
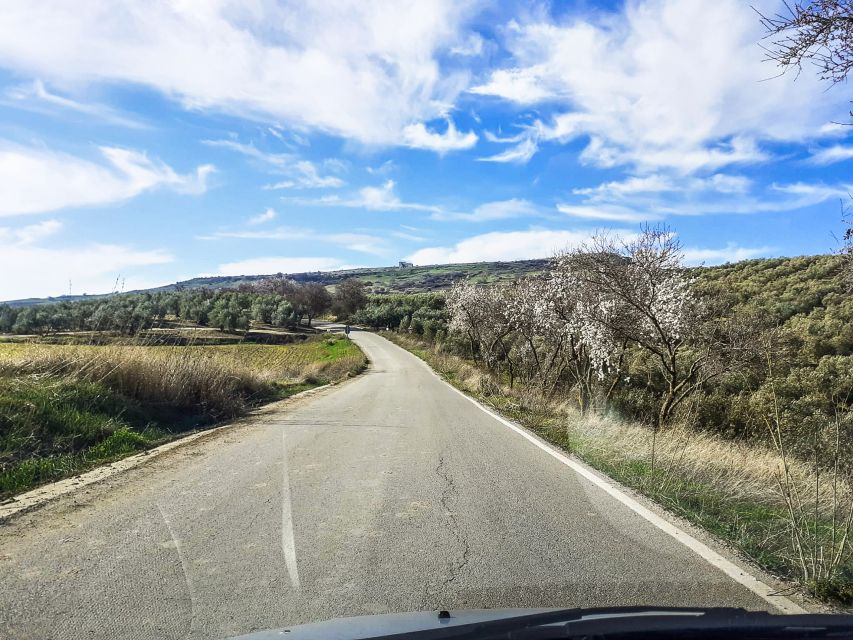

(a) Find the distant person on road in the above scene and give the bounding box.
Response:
[345,324,350,336]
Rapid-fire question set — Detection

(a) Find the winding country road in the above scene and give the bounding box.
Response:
[0,330,797,639]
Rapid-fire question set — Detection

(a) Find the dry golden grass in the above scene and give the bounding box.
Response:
[387,332,852,517]
[203,338,366,384]
[0,343,268,417]
[568,412,852,515]
[0,337,366,418]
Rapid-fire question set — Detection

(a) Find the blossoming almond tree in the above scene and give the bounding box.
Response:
[562,227,743,428]
[446,227,755,425]
[446,280,518,384]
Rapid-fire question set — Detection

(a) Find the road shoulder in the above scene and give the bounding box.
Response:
[0,383,342,523]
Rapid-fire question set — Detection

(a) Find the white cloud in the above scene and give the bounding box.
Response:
[3,79,147,128]
[682,243,774,265]
[203,139,344,189]
[0,220,173,299]
[819,122,850,137]
[0,1,478,146]
[290,180,439,212]
[470,67,555,103]
[197,227,308,242]
[402,119,478,153]
[406,228,632,264]
[573,174,752,200]
[556,204,661,223]
[0,219,63,245]
[217,257,353,276]
[573,175,675,198]
[695,174,753,194]
[326,233,389,256]
[450,33,486,57]
[808,145,853,166]
[770,182,851,201]
[392,229,427,242]
[355,181,418,210]
[367,160,397,175]
[562,174,848,220]
[199,225,389,256]
[434,198,540,221]
[248,208,276,225]
[474,0,845,171]
[404,226,774,268]
[478,131,539,163]
[289,161,346,188]
[203,139,290,168]
[0,143,213,217]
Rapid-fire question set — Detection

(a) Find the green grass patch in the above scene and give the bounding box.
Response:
[0,336,367,500]
[0,376,176,499]
[272,381,321,399]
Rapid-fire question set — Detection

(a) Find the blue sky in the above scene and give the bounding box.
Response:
[0,0,850,300]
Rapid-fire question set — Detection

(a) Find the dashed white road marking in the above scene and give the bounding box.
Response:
[281,431,301,591]
[158,504,199,634]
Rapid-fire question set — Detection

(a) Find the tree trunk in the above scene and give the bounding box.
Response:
[658,391,675,429]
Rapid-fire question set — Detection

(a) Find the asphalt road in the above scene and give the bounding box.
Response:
[1,330,779,639]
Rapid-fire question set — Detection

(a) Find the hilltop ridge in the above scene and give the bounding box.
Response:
[3,259,550,307]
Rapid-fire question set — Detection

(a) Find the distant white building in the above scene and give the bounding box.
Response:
[398,261,414,268]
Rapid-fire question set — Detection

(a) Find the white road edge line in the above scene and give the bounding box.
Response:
[397,337,806,615]
[281,431,301,591]
[0,384,332,523]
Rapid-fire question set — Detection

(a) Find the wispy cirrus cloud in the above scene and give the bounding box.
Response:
[807,145,853,166]
[3,79,148,128]
[198,224,390,256]
[559,173,851,222]
[432,198,540,221]
[0,142,213,217]
[556,204,661,223]
[572,174,752,200]
[202,139,345,189]
[478,129,539,164]
[286,180,440,213]
[288,185,548,224]
[366,160,396,176]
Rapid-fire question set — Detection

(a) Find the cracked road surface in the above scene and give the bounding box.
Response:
[1,331,774,639]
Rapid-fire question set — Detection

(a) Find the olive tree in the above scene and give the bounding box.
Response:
[332,278,368,319]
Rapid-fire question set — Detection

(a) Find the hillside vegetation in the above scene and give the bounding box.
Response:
[0,276,366,336]
[2,259,547,307]
[356,250,853,604]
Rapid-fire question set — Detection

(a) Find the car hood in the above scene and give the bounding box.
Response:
[231,609,554,640]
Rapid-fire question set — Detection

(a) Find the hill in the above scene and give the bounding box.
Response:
[3,259,549,307]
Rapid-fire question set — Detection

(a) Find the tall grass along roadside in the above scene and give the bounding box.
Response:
[0,336,366,499]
